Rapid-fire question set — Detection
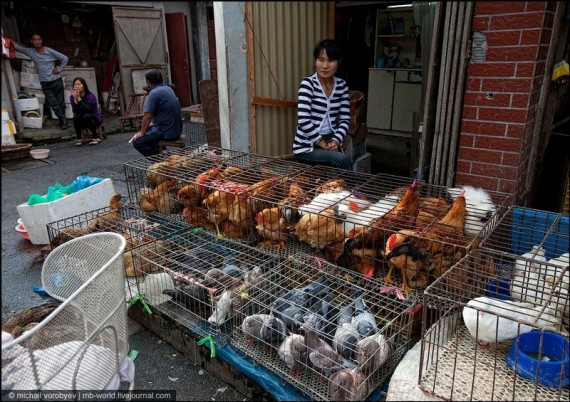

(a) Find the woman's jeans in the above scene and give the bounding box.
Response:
[295,147,353,170]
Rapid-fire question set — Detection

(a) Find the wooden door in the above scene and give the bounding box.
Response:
[166,12,193,107]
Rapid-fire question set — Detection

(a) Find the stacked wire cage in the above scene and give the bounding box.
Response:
[128,229,284,340]
[419,207,569,401]
[123,145,310,244]
[46,201,188,299]
[231,252,417,401]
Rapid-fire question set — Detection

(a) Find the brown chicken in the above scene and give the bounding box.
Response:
[315,178,350,195]
[146,154,183,187]
[345,180,420,252]
[196,167,225,199]
[278,182,312,225]
[138,187,157,212]
[223,220,245,238]
[50,227,90,248]
[87,193,123,232]
[249,176,282,213]
[256,207,287,250]
[182,206,215,230]
[152,178,183,215]
[419,196,451,217]
[177,183,202,208]
[203,190,235,238]
[228,193,253,230]
[295,205,347,249]
[124,238,164,277]
[384,191,468,291]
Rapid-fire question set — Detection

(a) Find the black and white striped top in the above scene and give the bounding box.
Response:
[293,73,351,155]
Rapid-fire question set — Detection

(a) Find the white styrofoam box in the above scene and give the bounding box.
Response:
[353,152,371,174]
[2,109,10,121]
[21,60,37,73]
[17,179,116,245]
[22,116,43,129]
[20,72,42,89]
[2,132,16,145]
[18,97,40,111]
[50,104,73,120]
[65,89,72,104]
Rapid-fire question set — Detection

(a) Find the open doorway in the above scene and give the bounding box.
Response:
[335,1,437,177]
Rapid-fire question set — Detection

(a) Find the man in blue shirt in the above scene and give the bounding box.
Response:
[131,69,182,157]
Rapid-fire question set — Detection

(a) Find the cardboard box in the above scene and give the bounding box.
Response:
[18,97,40,111]
[17,178,116,245]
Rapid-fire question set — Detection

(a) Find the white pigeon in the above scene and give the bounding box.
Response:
[207,289,233,325]
[448,185,496,237]
[462,296,564,344]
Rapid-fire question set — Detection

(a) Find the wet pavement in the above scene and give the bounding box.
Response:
[1,115,248,400]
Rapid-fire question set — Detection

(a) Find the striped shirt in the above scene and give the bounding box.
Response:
[293,73,351,155]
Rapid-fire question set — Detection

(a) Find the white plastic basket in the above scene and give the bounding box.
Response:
[2,233,133,391]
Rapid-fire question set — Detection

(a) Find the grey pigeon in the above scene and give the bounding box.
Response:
[279,304,305,332]
[302,295,332,333]
[303,322,356,380]
[241,314,268,344]
[202,268,236,289]
[351,295,378,338]
[328,368,368,401]
[163,282,211,313]
[337,304,353,326]
[278,334,307,377]
[244,266,265,289]
[271,277,329,313]
[221,253,246,278]
[355,333,392,375]
[260,312,287,344]
[332,323,361,360]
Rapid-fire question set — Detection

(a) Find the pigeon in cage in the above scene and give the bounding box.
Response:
[355,332,392,375]
[244,266,265,290]
[351,294,379,338]
[271,277,330,313]
[333,323,361,360]
[328,367,369,402]
[279,304,305,333]
[202,268,238,290]
[260,312,287,344]
[242,314,268,344]
[303,321,357,382]
[278,333,307,377]
[302,295,332,334]
[462,296,567,346]
[207,288,235,325]
[337,304,354,325]
[220,253,247,279]
[162,282,211,313]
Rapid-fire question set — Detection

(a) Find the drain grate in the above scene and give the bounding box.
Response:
[1,158,55,172]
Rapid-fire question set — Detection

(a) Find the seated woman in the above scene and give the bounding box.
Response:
[293,39,353,171]
[70,77,103,146]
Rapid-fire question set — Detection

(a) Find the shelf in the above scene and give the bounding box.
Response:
[378,34,419,38]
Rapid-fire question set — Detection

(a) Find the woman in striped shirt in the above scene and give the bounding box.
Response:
[293,39,353,170]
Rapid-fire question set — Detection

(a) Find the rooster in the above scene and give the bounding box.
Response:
[195,167,225,199]
[256,207,287,250]
[384,191,468,291]
[87,193,123,232]
[344,180,420,254]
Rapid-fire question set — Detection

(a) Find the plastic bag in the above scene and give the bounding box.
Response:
[73,175,103,192]
[26,176,104,205]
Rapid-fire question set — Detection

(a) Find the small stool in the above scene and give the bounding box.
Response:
[81,124,107,144]
[158,133,186,152]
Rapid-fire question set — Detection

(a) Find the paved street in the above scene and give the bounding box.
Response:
[1,126,247,401]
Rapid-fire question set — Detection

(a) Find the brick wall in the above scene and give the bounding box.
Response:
[455,1,556,198]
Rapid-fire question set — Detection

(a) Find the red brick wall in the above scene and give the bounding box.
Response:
[455,1,556,198]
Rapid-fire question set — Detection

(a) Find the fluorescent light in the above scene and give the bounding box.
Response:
[387,4,413,8]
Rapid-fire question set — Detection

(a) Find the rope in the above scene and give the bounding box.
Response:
[243,10,287,100]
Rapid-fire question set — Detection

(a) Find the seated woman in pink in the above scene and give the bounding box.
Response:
[70,77,103,146]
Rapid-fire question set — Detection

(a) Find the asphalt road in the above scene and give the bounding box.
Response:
[1,129,247,401]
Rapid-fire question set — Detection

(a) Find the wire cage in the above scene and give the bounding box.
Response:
[129,229,284,339]
[123,145,310,243]
[419,245,569,401]
[231,252,418,401]
[282,170,512,295]
[2,233,132,391]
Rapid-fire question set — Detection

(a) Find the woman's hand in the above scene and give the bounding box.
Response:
[326,140,340,151]
[72,89,81,102]
[317,139,327,149]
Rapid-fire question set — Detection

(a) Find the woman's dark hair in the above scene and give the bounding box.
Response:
[313,39,342,62]
[145,69,164,85]
[72,77,91,95]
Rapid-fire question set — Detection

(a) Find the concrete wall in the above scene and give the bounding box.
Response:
[213,2,250,152]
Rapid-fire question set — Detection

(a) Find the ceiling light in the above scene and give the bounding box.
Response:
[387,4,413,9]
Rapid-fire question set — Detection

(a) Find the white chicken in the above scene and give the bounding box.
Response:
[298,191,351,216]
[462,296,565,345]
[513,245,547,275]
[448,185,496,237]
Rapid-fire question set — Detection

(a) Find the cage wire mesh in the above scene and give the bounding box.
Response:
[419,246,569,401]
[46,203,189,300]
[2,233,130,391]
[231,252,416,401]
[129,229,284,340]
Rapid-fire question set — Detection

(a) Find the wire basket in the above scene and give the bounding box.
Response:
[1,143,32,163]
[231,252,417,401]
[420,245,569,401]
[2,233,131,391]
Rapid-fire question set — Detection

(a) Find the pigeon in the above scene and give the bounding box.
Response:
[279,304,305,333]
[302,295,332,334]
[355,332,391,375]
[328,368,369,401]
[303,322,356,380]
[351,294,378,338]
[333,323,361,360]
[260,312,287,344]
[244,266,265,289]
[241,314,268,344]
[337,304,353,326]
[278,334,307,377]
[221,253,246,278]
[208,288,234,325]
[163,282,211,313]
[271,277,329,313]
[202,268,237,289]
[462,296,565,345]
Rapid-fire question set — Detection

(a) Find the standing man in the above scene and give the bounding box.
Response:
[14,33,70,129]
[131,69,182,157]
